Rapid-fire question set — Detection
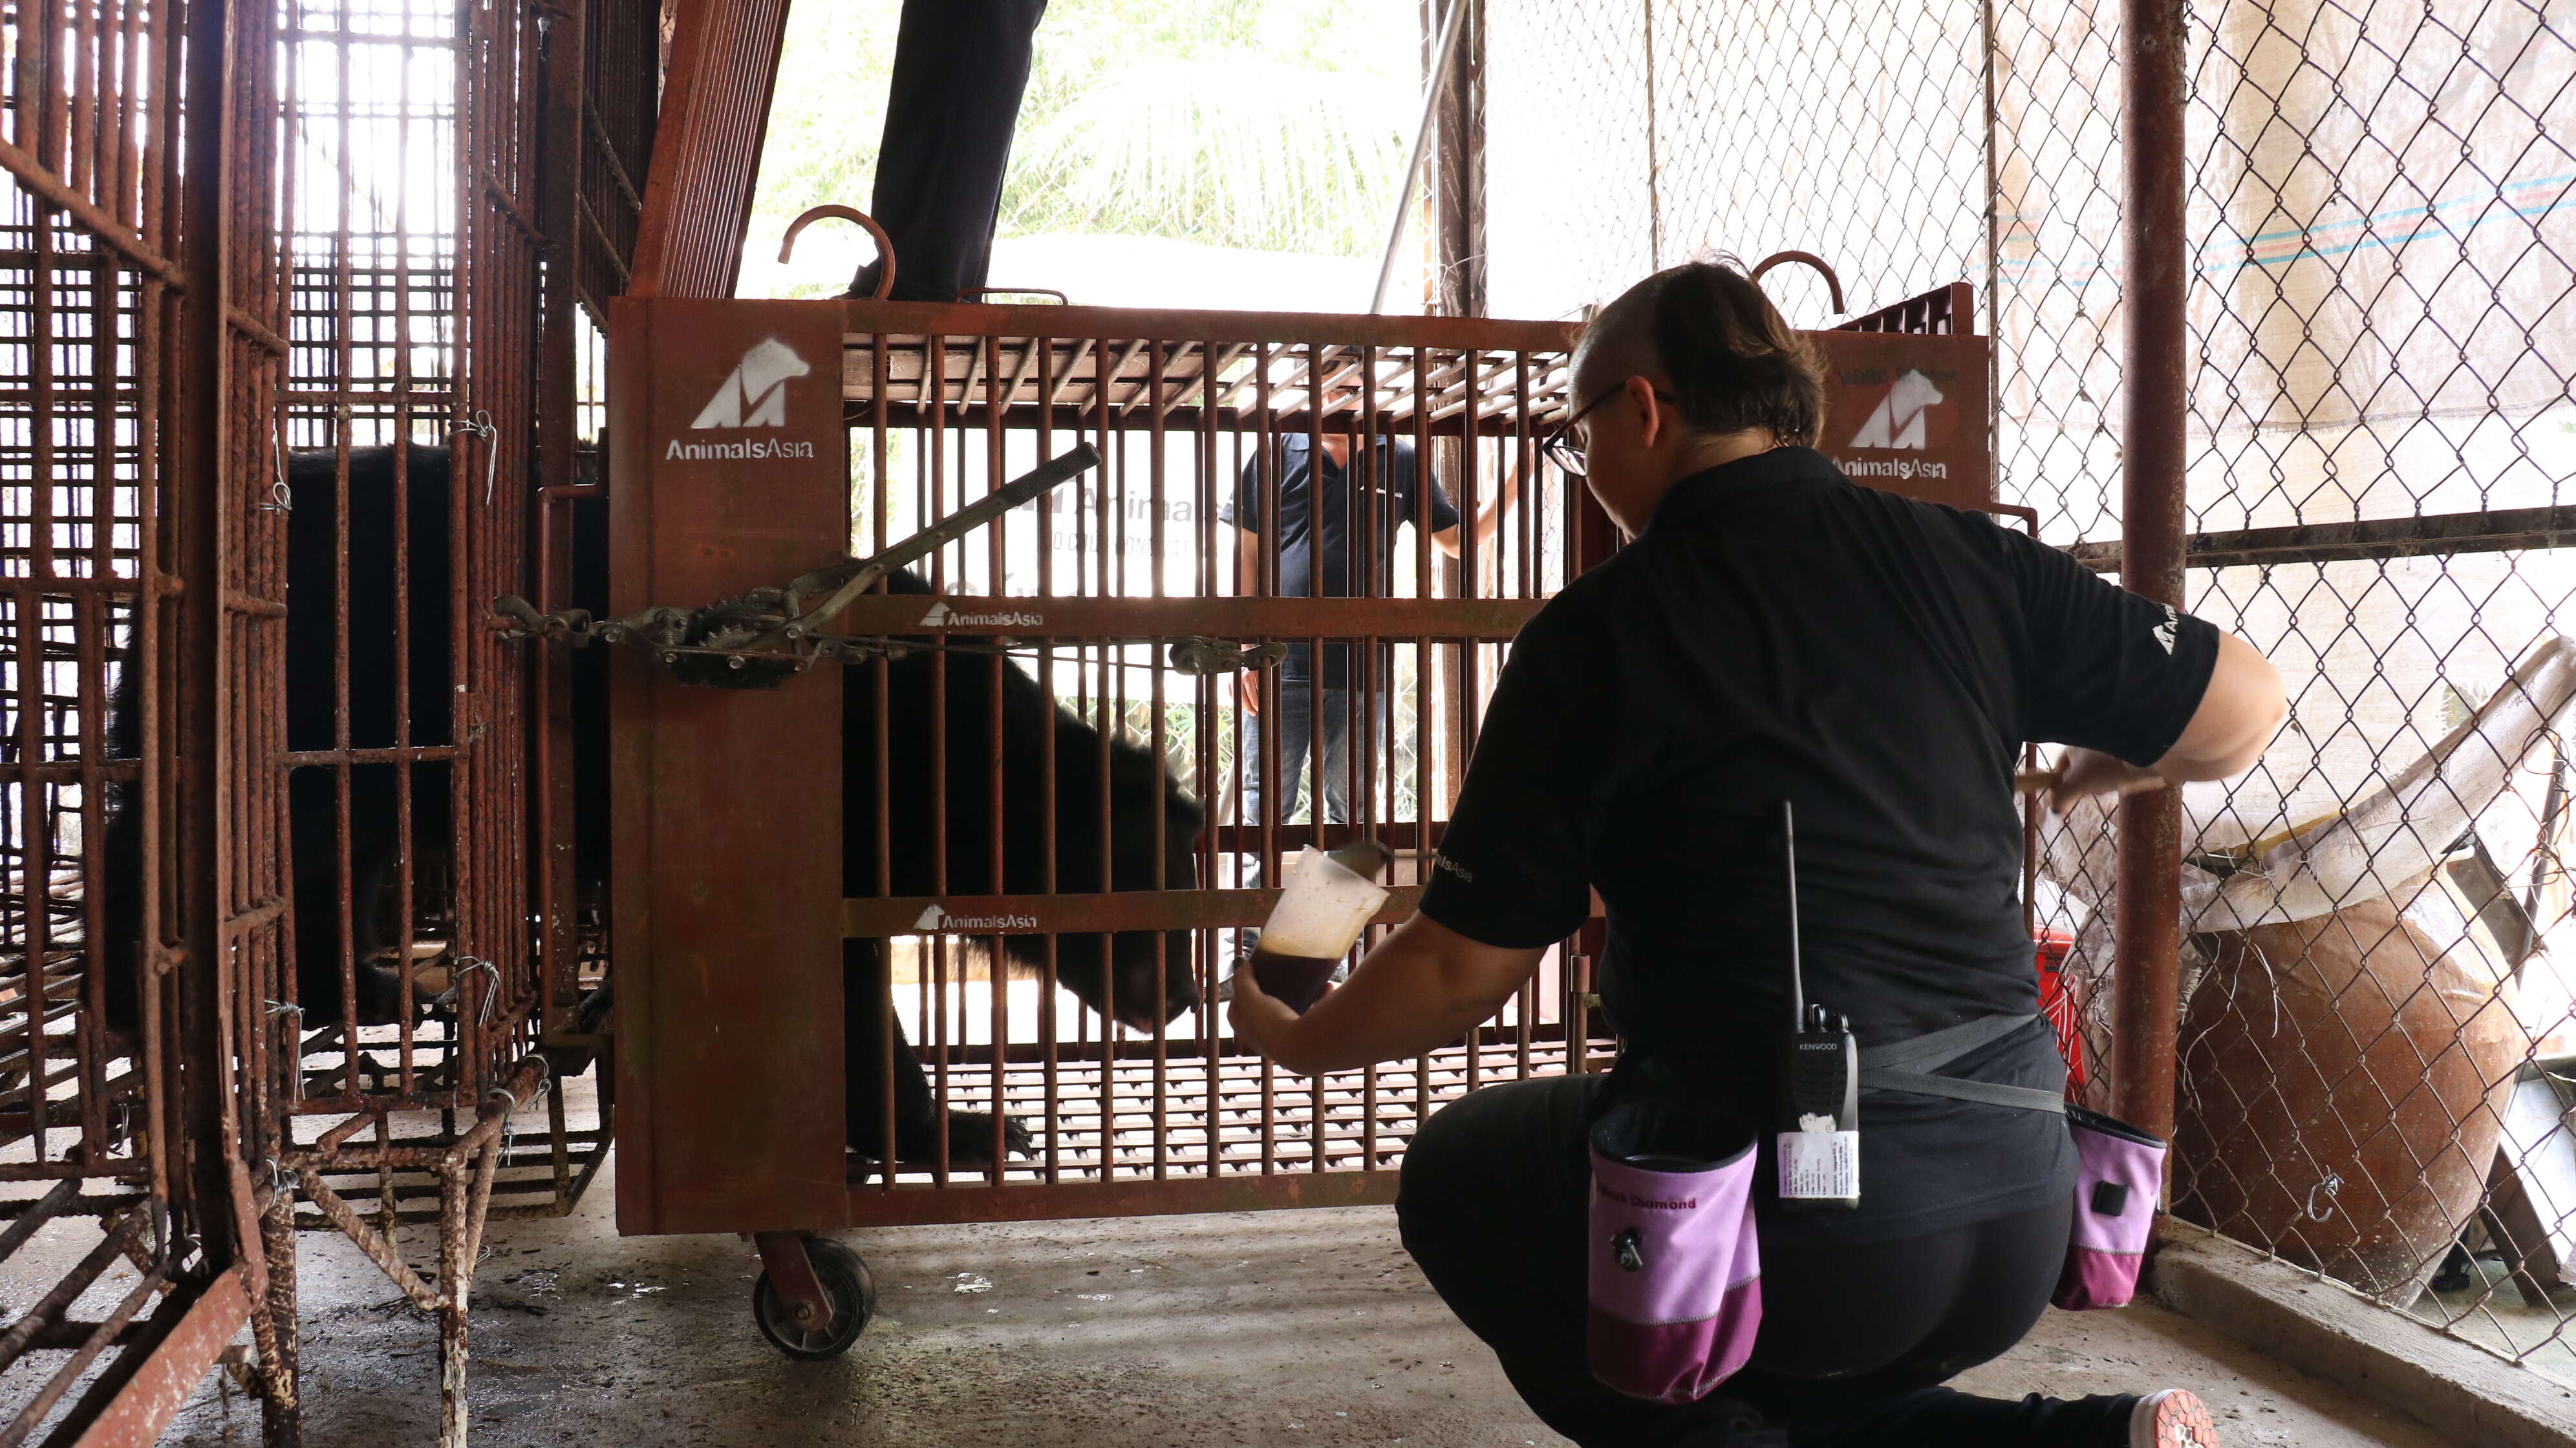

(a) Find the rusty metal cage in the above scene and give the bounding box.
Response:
[606,300,1611,1236]
[835,306,1595,1210]
[606,287,1993,1264]
[244,0,654,1440]
[0,0,303,1435]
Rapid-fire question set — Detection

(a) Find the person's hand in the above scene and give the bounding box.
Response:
[1227,961,1297,1058]
[2043,747,2169,814]
[1238,670,1260,714]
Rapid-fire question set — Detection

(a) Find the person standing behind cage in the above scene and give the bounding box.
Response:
[1229,259,2286,1447]
[1219,410,1518,993]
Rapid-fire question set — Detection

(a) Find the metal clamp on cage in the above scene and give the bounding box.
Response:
[488,443,1102,688]
[1168,637,1288,675]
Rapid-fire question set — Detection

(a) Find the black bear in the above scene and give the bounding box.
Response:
[846,571,1204,1164]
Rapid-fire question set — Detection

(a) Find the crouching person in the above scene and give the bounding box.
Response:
[1228,259,2284,1448]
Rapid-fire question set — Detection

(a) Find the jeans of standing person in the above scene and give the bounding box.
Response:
[1398,1072,2149,1447]
[847,0,1049,303]
[1229,680,1366,983]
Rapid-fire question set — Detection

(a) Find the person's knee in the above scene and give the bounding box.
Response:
[1394,1098,1474,1248]
[1396,1078,1587,1261]
[1394,1087,1525,1270]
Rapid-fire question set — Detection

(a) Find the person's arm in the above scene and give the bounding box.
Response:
[1231,524,1263,713]
[1231,452,1266,711]
[1429,468,1521,559]
[1230,915,1545,1076]
[2001,526,2286,811]
[2048,632,2284,810]
[1229,595,1609,1070]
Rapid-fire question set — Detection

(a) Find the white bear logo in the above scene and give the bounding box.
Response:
[690,337,811,429]
[1847,369,1944,450]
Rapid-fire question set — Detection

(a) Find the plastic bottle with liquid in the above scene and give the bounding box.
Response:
[1248,838,1392,1013]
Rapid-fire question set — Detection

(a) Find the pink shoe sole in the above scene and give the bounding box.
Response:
[2132,1389,2222,1448]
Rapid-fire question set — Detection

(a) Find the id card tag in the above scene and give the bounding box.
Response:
[1777,1122,1860,1203]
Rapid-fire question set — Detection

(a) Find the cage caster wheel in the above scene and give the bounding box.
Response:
[751,1233,874,1359]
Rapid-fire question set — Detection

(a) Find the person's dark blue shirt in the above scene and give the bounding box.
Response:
[1220,435,1462,686]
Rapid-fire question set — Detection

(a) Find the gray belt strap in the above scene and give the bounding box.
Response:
[1857,1013,2066,1116]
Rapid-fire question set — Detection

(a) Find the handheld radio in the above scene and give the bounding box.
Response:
[1774,800,1860,1210]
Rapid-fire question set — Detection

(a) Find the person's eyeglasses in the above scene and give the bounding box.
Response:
[1540,383,1679,478]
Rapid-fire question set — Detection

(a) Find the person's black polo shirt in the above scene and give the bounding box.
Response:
[1418,446,2219,1242]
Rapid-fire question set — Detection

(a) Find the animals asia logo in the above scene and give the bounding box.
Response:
[690,337,811,429]
[912,902,1040,933]
[918,599,1045,629]
[1847,368,1944,449]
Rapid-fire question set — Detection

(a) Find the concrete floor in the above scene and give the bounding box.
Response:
[140,1156,2465,1447]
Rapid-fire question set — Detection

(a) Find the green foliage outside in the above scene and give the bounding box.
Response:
[750,0,1417,297]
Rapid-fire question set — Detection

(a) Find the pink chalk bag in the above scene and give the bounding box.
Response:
[1585,1096,1765,1403]
[2052,1102,2166,1310]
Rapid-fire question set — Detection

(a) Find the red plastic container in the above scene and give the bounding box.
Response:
[2035,928,2088,1092]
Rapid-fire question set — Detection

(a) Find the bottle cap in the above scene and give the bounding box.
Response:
[1326,836,1391,880]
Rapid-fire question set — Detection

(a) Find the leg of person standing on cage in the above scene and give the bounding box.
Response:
[1223,672,1357,999]
[846,0,1049,303]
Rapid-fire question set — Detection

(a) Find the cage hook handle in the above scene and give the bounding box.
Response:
[2303,1171,2343,1222]
[780,204,897,300]
[1748,251,1846,315]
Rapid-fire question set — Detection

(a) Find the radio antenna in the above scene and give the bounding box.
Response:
[1781,799,1805,1030]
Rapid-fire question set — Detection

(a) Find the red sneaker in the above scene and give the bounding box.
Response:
[2130,1389,2221,1447]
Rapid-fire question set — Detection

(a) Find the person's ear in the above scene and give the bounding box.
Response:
[1624,375,1666,451]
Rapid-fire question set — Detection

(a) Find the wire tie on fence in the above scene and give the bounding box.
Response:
[2304,1171,2343,1222]
[489,1077,550,1161]
[455,955,501,1025]
[257,436,293,515]
[266,999,306,1100]
[453,409,499,506]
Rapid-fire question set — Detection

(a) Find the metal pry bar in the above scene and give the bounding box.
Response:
[1168,638,1288,675]
[762,441,1102,648]
[491,443,1102,680]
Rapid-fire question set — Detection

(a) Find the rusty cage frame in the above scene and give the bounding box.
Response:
[0,0,294,1437]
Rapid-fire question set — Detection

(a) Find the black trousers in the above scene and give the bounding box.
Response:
[851,0,1049,303]
[1395,1074,2144,1447]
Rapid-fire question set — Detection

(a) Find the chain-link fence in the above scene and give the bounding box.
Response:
[1488,0,2576,1388]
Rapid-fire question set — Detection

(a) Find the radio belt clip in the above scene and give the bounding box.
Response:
[1774,800,1860,1211]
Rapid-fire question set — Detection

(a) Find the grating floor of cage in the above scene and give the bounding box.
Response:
[289,1010,519,1098]
[875,1034,1598,1186]
[288,1083,613,1231]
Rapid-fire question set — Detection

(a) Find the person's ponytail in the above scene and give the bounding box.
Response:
[1642,258,1827,448]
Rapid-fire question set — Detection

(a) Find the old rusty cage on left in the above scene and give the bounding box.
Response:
[246,0,661,1442]
[0,0,301,1436]
[0,0,658,1442]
